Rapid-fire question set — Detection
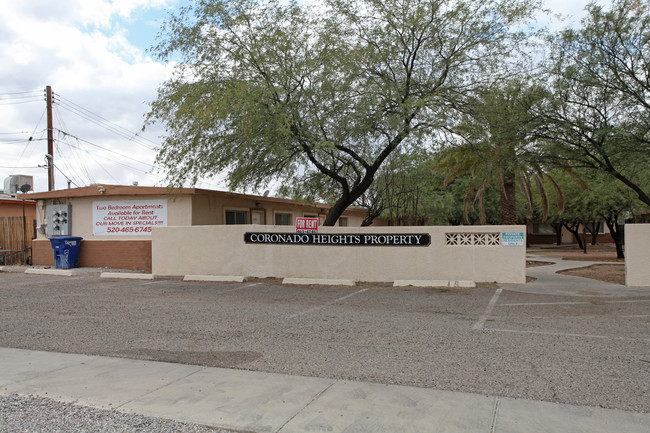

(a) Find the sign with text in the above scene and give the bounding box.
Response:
[245,232,430,246]
[93,200,167,236]
[296,217,319,233]
[501,232,525,246]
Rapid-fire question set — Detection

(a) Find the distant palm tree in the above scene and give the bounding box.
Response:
[437,80,564,224]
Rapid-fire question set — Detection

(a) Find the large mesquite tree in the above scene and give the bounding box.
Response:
[147,0,539,225]
[538,0,650,207]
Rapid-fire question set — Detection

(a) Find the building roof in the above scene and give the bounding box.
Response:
[23,185,365,214]
[0,193,35,206]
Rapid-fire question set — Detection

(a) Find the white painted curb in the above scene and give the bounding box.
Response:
[183,275,246,283]
[393,280,476,288]
[100,272,154,280]
[25,268,75,277]
[452,280,476,288]
[283,278,356,286]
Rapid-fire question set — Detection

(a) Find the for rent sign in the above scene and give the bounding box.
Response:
[93,200,167,236]
[296,217,319,233]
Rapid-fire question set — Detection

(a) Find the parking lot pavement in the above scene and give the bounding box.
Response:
[0,270,648,415]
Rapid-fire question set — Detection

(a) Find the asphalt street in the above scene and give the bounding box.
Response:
[0,270,648,414]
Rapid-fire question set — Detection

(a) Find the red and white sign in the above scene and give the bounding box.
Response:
[93,199,167,236]
[296,217,319,233]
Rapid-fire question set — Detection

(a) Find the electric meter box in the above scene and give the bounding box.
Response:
[47,204,72,236]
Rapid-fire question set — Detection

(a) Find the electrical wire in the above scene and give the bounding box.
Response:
[53,162,81,188]
[0,166,42,169]
[9,110,47,178]
[0,90,42,96]
[53,105,96,185]
[53,93,158,151]
[54,140,86,187]
[4,89,227,191]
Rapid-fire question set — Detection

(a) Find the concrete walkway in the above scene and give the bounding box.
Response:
[501,254,650,297]
[1,347,649,433]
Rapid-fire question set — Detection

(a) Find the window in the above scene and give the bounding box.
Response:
[338,217,348,227]
[225,210,248,225]
[275,212,292,225]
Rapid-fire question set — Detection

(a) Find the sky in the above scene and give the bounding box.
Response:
[0,0,606,194]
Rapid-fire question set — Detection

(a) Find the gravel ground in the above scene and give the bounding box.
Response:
[0,394,232,433]
[1,270,648,417]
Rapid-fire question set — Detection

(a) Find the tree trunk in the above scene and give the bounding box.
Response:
[563,222,584,250]
[604,219,625,259]
[586,221,599,245]
[323,198,350,226]
[499,180,518,225]
[552,222,563,245]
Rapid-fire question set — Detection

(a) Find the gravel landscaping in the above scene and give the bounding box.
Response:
[0,394,232,433]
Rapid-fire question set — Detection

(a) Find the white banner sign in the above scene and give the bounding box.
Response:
[93,200,167,236]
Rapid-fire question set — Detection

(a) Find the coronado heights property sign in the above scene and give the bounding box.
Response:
[245,232,430,246]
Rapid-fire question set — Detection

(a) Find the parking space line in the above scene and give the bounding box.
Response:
[500,301,590,307]
[604,299,650,304]
[218,282,260,293]
[484,327,650,343]
[473,288,502,331]
[287,289,368,319]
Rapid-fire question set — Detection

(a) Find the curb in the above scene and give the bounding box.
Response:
[183,275,246,283]
[24,268,76,277]
[283,278,356,286]
[393,280,476,288]
[100,272,154,280]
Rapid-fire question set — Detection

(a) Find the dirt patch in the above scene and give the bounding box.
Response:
[559,264,625,285]
[526,261,553,267]
[114,349,263,368]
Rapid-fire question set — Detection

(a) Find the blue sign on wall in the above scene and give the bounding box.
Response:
[502,232,525,246]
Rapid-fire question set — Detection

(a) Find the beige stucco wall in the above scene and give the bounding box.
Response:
[152,225,526,283]
[625,224,650,287]
[35,195,192,240]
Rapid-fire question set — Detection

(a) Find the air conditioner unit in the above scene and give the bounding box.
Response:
[3,175,33,194]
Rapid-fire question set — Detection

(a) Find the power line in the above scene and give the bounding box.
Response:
[53,105,95,185]
[0,90,42,96]
[0,99,43,106]
[10,109,47,178]
[54,128,157,170]
[53,162,81,188]
[53,93,159,151]
[0,165,42,169]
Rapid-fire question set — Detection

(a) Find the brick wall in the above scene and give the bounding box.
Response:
[32,239,152,271]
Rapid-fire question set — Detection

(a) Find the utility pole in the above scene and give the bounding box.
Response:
[46,85,54,191]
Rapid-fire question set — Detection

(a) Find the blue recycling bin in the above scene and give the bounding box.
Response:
[49,236,83,269]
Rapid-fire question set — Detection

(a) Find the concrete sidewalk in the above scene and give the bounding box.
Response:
[1,348,648,433]
[501,254,650,297]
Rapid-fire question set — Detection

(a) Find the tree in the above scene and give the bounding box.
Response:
[146,0,540,225]
[537,0,650,207]
[539,169,646,258]
[436,80,563,225]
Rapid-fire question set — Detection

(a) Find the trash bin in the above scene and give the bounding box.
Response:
[49,236,83,269]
